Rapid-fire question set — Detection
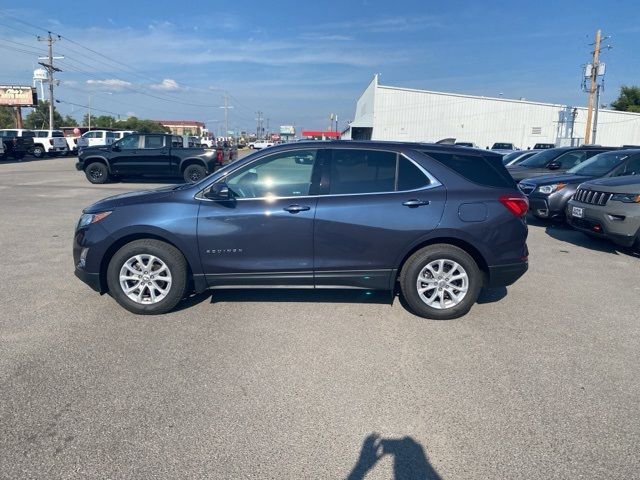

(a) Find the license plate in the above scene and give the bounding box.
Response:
[572,206,584,218]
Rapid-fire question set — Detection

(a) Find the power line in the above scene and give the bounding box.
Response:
[56,98,123,117]
[37,32,63,128]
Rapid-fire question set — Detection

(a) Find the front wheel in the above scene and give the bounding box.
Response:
[106,239,188,315]
[32,146,45,158]
[183,164,207,183]
[85,162,110,184]
[400,244,482,320]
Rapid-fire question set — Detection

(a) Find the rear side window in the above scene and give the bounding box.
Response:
[52,131,64,137]
[329,149,396,194]
[21,131,35,137]
[144,135,164,149]
[398,157,429,190]
[424,151,515,188]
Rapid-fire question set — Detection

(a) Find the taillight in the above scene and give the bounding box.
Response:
[49,139,54,146]
[216,150,223,162]
[499,195,529,217]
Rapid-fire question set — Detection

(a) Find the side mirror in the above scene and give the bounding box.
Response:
[112,144,121,152]
[204,183,231,201]
[547,161,561,170]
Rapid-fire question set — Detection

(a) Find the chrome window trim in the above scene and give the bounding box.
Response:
[196,148,442,202]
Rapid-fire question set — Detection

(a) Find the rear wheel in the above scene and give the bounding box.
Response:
[400,244,482,320]
[106,239,188,315]
[85,162,110,184]
[32,145,45,158]
[183,164,206,183]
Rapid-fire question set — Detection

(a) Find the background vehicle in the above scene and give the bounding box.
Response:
[507,146,615,181]
[76,133,218,184]
[455,141,479,148]
[502,150,540,166]
[249,140,274,149]
[32,130,69,158]
[0,129,35,160]
[113,130,137,141]
[73,141,528,319]
[533,143,555,149]
[491,142,518,153]
[77,130,117,150]
[0,139,4,158]
[519,149,640,219]
[567,175,640,249]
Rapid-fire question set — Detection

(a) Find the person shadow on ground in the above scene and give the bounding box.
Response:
[347,433,441,480]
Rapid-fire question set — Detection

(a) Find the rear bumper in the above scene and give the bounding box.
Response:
[487,262,528,287]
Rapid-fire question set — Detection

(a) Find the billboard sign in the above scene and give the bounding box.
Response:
[280,125,295,135]
[0,85,38,106]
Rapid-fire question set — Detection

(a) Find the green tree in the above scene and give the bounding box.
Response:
[24,100,64,129]
[0,106,16,128]
[610,86,640,113]
[61,114,78,127]
[114,116,169,133]
[82,114,117,128]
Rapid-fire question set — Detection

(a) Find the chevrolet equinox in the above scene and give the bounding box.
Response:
[74,141,529,319]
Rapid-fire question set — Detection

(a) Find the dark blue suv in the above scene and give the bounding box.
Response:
[74,141,529,319]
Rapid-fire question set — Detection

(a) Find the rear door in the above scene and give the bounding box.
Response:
[313,148,446,289]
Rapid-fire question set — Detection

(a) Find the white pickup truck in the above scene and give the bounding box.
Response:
[249,140,274,150]
[32,130,69,158]
[76,130,117,150]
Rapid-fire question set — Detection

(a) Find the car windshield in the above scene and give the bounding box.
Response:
[566,151,629,176]
[519,149,564,168]
[493,143,512,149]
[502,151,526,164]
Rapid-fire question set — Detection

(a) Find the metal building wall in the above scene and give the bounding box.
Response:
[358,80,640,148]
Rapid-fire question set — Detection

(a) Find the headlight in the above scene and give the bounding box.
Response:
[610,193,640,203]
[537,183,566,194]
[77,211,112,229]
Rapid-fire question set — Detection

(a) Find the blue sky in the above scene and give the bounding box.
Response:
[1,0,639,134]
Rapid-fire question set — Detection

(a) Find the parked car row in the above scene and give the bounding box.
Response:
[512,146,640,250]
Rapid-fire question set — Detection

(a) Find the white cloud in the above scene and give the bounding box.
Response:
[150,78,181,91]
[86,79,132,90]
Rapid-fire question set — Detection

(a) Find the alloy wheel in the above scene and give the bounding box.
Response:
[119,254,172,304]
[416,259,469,309]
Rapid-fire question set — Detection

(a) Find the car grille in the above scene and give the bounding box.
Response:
[573,188,612,206]
[519,183,535,196]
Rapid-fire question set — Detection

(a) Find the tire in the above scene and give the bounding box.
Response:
[85,162,110,184]
[106,239,189,315]
[32,146,45,158]
[183,164,207,183]
[400,244,482,320]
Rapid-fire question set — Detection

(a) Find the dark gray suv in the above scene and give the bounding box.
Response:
[73,141,529,319]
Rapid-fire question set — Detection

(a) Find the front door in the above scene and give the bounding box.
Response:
[197,148,321,287]
[314,148,446,290]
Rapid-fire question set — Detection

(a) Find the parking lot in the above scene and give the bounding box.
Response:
[1,156,638,478]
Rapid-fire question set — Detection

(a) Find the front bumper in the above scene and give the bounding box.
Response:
[566,201,640,247]
[75,161,84,171]
[74,267,102,292]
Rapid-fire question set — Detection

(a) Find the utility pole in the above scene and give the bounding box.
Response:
[255,111,264,139]
[37,32,63,129]
[266,118,270,138]
[570,107,578,145]
[219,91,233,140]
[593,84,602,144]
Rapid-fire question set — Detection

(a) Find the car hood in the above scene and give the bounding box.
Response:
[519,173,592,186]
[83,185,179,213]
[580,175,640,193]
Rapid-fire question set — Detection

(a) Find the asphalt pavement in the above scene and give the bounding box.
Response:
[1,156,638,479]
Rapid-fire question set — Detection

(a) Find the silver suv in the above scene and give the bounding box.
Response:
[567,176,640,249]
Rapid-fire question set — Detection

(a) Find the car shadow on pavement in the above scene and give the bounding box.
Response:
[117,177,185,185]
[530,215,639,257]
[206,288,393,305]
[346,433,441,480]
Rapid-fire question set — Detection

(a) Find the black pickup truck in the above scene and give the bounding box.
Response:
[76,133,227,184]
[0,129,35,160]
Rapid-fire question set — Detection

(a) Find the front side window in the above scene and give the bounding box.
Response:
[568,151,629,176]
[329,149,396,194]
[553,151,587,169]
[144,135,165,149]
[226,149,317,199]
[116,134,141,149]
[613,155,640,177]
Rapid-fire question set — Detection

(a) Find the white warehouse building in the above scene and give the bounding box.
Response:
[344,75,640,148]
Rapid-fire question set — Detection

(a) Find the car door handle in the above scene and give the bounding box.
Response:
[283,204,311,213]
[402,199,430,207]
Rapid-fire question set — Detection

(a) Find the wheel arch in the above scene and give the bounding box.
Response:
[83,156,111,171]
[97,230,204,294]
[180,157,207,173]
[394,235,490,288]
